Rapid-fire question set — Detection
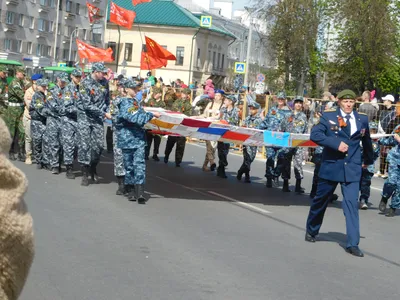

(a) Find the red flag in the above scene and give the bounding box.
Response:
[110,2,136,29]
[76,39,113,63]
[132,0,152,6]
[145,36,176,60]
[86,1,102,23]
[140,51,167,70]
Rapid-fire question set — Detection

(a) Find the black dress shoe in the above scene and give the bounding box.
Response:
[305,232,316,243]
[164,157,168,164]
[385,208,396,217]
[210,163,216,171]
[379,196,389,213]
[152,154,160,161]
[345,247,364,257]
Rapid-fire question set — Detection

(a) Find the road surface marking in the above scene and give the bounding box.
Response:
[208,191,272,215]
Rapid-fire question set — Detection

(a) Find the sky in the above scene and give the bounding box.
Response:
[232,0,249,10]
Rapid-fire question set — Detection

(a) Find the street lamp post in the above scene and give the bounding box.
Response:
[68,28,80,62]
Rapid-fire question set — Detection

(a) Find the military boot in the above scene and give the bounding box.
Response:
[90,163,99,184]
[66,165,75,179]
[9,152,16,161]
[236,167,244,181]
[295,179,305,194]
[282,179,291,192]
[210,163,216,172]
[386,208,396,217]
[136,184,147,204]
[244,172,251,183]
[51,167,60,175]
[126,185,136,201]
[266,178,273,188]
[217,166,227,179]
[116,176,126,195]
[379,196,389,213]
[81,166,89,187]
[152,154,160,162]
[18,149,26,162]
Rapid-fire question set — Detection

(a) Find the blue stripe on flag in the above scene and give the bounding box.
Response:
[263,130,290,147]
[198,127,228,136]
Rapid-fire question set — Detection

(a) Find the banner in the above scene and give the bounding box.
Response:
[86,2,102,23]
[110,2,136,29]
[76,39,113,63]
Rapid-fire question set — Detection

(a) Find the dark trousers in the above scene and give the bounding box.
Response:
[145,131,161,158]
[217,142,230,169]
[165,136,186,165]
[106,127,113,152]
[306,179,360,248]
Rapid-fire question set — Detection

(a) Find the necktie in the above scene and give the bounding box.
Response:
[345,114,352,136]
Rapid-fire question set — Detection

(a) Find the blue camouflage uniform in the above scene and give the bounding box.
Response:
[76,63,108,185]
[378,124,400,214]
[306,90,374,252]
[217,94,240,178]
[29,79,49,167]
[258,92,291,182]
[45,73,69,172]
[116,80,154,203]
[359,122,380,205]
[60,69,80,172]
[237,102,262,182]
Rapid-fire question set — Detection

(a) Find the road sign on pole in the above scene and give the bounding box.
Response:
[234,62,246,74]
[255,82,265,94]
[256,73,265,82]
[200,16,212,28]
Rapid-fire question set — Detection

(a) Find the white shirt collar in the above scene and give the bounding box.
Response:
[340,109,355,119]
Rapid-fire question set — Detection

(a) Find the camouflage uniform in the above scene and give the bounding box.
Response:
[258,96,291,182]
[217,95,240,178]
[144,88,166,160]
[76,63,108,185]
[5,68,26,160]
[378,124,400,215]
[29,79,49,166]
[237,103,262,183]
[164,90,192,167]
[46,74,69,172]
[0,66,8,117]
[60,70,80,177]
[116,80,154,203]
[359,122,380,205]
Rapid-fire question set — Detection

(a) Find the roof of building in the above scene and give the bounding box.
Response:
[108,0,236,39]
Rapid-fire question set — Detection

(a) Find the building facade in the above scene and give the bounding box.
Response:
[104,0,234,87]
[0,0,106,75]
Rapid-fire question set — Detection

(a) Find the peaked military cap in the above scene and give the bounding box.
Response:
[0,66,7,72]
[182,88,192,95]
[215,89,225,95]
[337,89,356,100]
[117,77,128,87]
[15,67,25,74]
[248,102,261,109]
[226,94,238,103]
[92,62,107,72]
[277,91,286,99]
[71,68,83,77]
[152,87,163,94]
[294,96,304,102]
[57,72,69,82]
[123,79,138,89]
[369,121,378,130]
[31,74,43,81]
[36,79,49,86]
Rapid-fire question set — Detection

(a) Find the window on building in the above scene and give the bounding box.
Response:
[66,0,72,12]
[212,51,216,70]
[36,44,42,56]
[29,17,34,29]
[208,50,211,70]
[4,39,12,51]
[6,11,14,24]
[142,44,147,52]
[47,45,52,56]
[40,0,47,6]
[56,47,60,59]
[93,33,102,43]
[57,23,61,35]
[175,46,184,65]
[63,49,69,60]
[64,25,69,36]
[50,0,55,8]
[59,0,63,10]
[82,29,87,40]
[17,40,22,52]
[125,43,133,61]
[72,50,77,60]
[217,53,221,69]
[49,21,53,32]
[27,42,32,54]
[221,54,225,70]
[161,45,167,49]
[108,42,117,61]
[76,3,80,15]
[38,19,45,31]
[18,14,24,26]
[196,48,200,68]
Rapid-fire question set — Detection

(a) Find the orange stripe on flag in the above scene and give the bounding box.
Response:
[150,119,176,129]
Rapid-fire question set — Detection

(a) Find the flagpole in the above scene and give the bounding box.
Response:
[116,25,121,73]
[103,0,110,48]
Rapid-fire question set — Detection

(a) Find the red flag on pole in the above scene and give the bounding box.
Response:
[140,51,167,70]
[145,36,176,60]
[86,1,102,23]
[76,39,114,63]
[110,2,136,29]
[132,0,152,6]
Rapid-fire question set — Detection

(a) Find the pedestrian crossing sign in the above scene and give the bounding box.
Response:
[234,62,246,74]
[200,16,212,28]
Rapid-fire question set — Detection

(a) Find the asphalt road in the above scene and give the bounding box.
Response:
[19,139,400,300]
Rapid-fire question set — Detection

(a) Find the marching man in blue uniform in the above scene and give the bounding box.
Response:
[305,90,374,257]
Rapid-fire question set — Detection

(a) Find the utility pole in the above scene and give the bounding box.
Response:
[53,0,61,62]
[243,22,253,87]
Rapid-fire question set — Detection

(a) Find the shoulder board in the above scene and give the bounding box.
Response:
[358,112,367,115]
[324,109,336,112]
